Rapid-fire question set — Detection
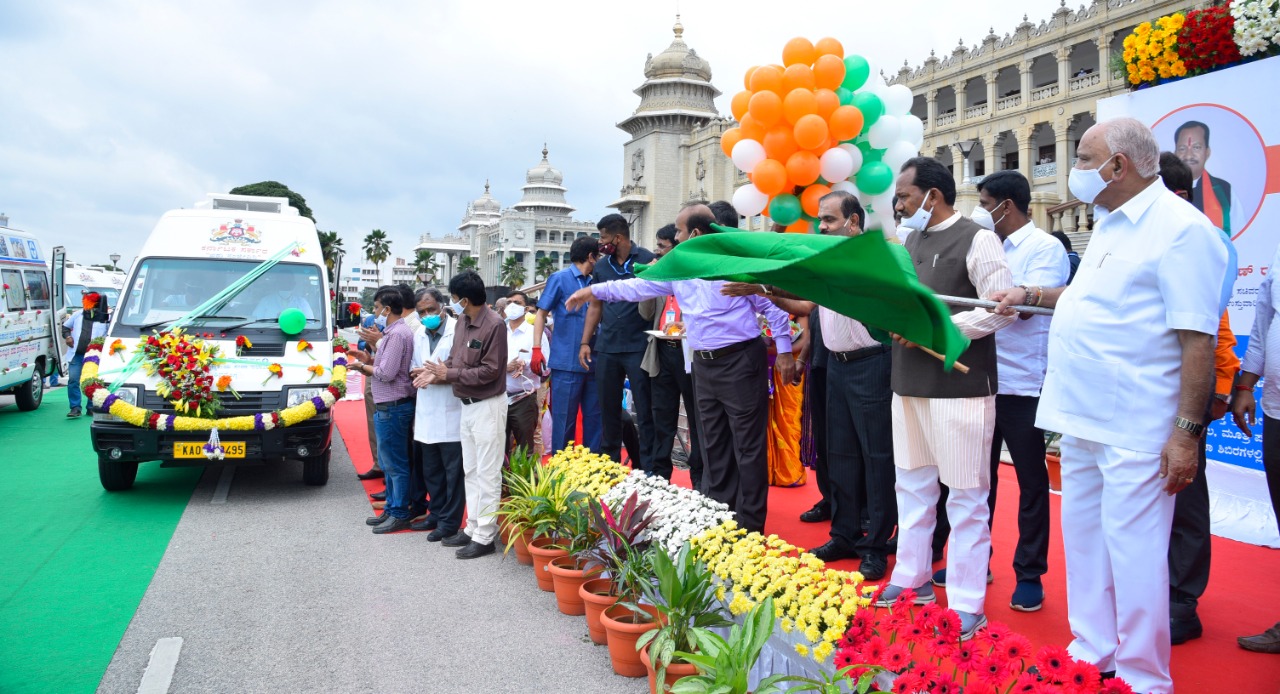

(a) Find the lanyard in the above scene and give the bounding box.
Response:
[606,254,634,277]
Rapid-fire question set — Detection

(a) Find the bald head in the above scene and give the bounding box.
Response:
[675,203,716,244]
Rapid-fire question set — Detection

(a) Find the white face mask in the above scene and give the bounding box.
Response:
[374,313,387,329]
[1068,155,1116,204]
[900,192,934,232]
[970,201,1008,232]
[504,304,525,321]
[448,299,464,315]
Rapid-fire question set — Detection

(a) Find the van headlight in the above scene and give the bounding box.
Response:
[285,387,324,408]
[93,385,139,422]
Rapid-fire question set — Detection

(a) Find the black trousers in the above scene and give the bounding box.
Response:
[693,338,770,533]
[934,394,1050,583]
[420,441,466,534]
[596,350,655,473]
[651,341,703,486]
[1264,415,1280,534]
[1168,398,1216,622]
[825,349,896,553]
[505,393,538,456]
[808,365,831,509]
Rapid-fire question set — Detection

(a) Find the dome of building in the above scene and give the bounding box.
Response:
[524,145,564,187]
[471,180,501,215]
[644,17,712,82]
[514,145,574,216]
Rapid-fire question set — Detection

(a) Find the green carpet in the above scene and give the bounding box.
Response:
[0,387,201,694]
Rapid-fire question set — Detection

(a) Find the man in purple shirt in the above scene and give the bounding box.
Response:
[566,204,795,533]
[349,286,418,534]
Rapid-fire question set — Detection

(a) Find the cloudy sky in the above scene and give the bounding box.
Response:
[1,0,1061,272]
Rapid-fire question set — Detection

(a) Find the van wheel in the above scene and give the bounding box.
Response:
[99,458,138,491]
[14,367,44,411]
[303,450,330,486]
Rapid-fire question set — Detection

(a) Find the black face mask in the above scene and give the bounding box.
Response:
[598,242,617,256]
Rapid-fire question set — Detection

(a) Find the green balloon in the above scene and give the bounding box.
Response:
[850,92,884,128]
[855,141,885,164]
[836,87,854,106]
[842,55,870,92]
[769,194,802,226]
[278,308,307,335]
[855,161,894,196]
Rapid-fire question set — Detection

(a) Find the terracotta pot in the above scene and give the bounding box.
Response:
[1046,453,1062,492]
[498,498,513,546]
[528,536,569,592]
[641,642,699,694]
[600,603,660,678]
[547,555,600,616]
[511,529,535,565]
[579,578,617,645]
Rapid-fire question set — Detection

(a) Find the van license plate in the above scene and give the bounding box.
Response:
[174,441,246,458]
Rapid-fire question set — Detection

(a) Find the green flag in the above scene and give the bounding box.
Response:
[635,227,970,369]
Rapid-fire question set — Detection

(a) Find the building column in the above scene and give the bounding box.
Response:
[983,134,1002,176]
[926,88,938,132]
[953,80,968,122]
[1054,119,1073,201]
[1056,46,1071,94]
[1018,125,1036,182]
[1097,32,1114,87]
[950,143,964,185]
[984,71,998,119]
[1020,60,1034,101]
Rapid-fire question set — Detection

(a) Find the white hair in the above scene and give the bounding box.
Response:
[1101,117,1160,178]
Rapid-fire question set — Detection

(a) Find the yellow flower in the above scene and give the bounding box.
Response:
[794,644,809,658]
[813,641,834,663]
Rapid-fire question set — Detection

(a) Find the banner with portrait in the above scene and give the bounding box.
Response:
[1099,56,1280,547]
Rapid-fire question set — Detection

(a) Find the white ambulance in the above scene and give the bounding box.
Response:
[91,193,350,490]
[0,224,61,410]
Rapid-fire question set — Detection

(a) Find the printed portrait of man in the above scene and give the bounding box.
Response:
[1175,120,1242,235]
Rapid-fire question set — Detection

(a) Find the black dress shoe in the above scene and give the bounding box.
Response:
[426,528,454,542]
[357,468,385,480]
[410,515,438,531]
[1171,616,1203,645]
[456,541,496,559]
[369,490,386,501]
[800,503,831,523]
[859,553,888,581]
[365,511,389,526]
[811,539,858,562]
[372,516,412,534]
[441,531,472,547]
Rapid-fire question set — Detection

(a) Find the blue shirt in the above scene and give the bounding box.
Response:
[358,314,376,351]
[537,265,594,373]
[592,247,655,354]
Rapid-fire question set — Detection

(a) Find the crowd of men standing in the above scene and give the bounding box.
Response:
[341,116,1278,694]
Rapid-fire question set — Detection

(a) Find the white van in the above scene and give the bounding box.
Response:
[0,224,61,410]
[59,261,126,323]
[91,193,347,490]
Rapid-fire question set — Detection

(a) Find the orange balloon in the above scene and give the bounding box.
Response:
[785,219,812,234]
[785,151,821,187]
[721,127,745,158]
[762,124,799,161]
[801,184,832,217]
[738,113,766,141]
[743,66,758,91]
[782,37,816,67]
[748,91,783,126]
[813,54,846,91]
[828,105,865,141]
[813,89,840,120]
[814,37,844,58]
[782,64,816,93]
[793,114,829,151]
[748,65,784,94]
[753,159,789,196]
[782,88,817,126]
[730,90,752,122]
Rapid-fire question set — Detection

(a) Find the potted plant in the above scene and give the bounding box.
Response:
[632,543,733,694]
[600,546,659,677]
[496,461,567,565]
[669,597,793,694]
[1044,431,1063,493]
[578,491,653,648]
[499,445,538,546]
[547,494,604,615]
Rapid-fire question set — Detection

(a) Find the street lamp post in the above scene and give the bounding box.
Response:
[109,253,121,272]
[957,139,978,184]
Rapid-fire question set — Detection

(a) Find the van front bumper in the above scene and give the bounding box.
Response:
[90,413,333,465]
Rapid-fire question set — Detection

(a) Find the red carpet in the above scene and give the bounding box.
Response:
[334,399,1280,691]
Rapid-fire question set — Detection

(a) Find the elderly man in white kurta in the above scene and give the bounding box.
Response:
[1027,118,1224,693]
[874,157,1015,641]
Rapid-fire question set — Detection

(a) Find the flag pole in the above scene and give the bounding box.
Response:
[936,295,1055,316]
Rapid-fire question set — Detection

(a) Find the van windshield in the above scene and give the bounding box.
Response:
[115,258,324,333]
[65,284,121,310]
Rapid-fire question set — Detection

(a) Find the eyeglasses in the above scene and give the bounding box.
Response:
[1175,144,1205,155]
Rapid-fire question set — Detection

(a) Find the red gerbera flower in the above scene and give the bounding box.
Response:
[892,673,923,694]
[926,635,957,660]
[916,602,941,627]
[1009,672,1041,693]
[1003,633,1034,664]
[1099,677,1136,694]
[932,609,960,641]
[975,654,1015,687]
[834,651,857,670]
[1035,645,1073,683]
[860,635,886,664]
[980,621,1013,649]
[952,642,980,673]
[894,588,918,608]
[1063,660,1101,694]
[881,643,911,671]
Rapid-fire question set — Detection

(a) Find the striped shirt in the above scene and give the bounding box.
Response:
[370,318,416,403]
[818,307,880,352]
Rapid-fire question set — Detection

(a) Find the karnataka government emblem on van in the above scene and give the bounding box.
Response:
[210,220,262,244]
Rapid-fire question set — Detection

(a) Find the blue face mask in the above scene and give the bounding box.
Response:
[374,314,387,330]
[421,313,442,331]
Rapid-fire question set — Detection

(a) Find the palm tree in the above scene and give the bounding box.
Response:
[500,256,527,288]
[362,229,390,283]
[458,256,479,273]
[318,231,344,283]
[535,256,556,282]
[412,248,441,284]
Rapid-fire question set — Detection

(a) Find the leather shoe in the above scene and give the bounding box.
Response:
[426,528,454,542]
[1171,616,1203,645]
[365,511,388,526]
[799,503,831,523]
[369,490,386,501]
[410,515,438,531]
[372,516,412,534]
[1238,621,1280,653]
[811,539,858,562]
[858,553,887,581]
[441,531,472,547]
[357,467,385,480]
[456,541,496,559]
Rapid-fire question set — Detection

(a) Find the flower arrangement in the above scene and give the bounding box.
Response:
[306,364,326,382]
[262,362,283,386]
[138,328,223,417]
[603,470,734,556]
[1231,0,1280,57]
[297,339,315,360]
[1122,14,1187,85]
[235,335,252,356]
[109,339,127,360]
[215,374,239,399]
[346,302,362,321]
[544,444,630,498]
[1180,1,1243,75]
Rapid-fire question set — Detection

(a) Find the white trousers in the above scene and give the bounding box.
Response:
[1060,436,1175,694]
[460,394,508,545]
[888,465,991,614]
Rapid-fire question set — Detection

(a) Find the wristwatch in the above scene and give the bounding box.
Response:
[1173,416,1206,438]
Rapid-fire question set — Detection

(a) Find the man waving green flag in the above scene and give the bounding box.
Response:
[634,225,969,369]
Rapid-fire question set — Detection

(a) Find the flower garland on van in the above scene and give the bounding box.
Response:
[79,336,348,432]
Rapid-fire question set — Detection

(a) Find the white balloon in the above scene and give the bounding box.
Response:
[882,140,921,171]
[872,192,896,216]
[898,115,925,148]
[830,180,857,195]
[731,183,769,217]
[819,148,855,183]
[867,115,901,149]
[730,139,766,174]
[838,143,864,176]
[883,84,914,117]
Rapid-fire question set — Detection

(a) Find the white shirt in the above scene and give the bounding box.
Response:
[819,307,881,352]
[505,320,540,396]
[412,316,461,444]
[927,212,1016,340]
[63,310,108,360]
[1038,180,1227,454]
[995,223,1071,396]
[1243,242,1280,413]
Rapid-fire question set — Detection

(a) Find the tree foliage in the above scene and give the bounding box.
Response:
[457,256,479,273]
[317,231,344,283]
[535,256,556,282]
[228,181,315,222]
[362,229,390,283]
[412,249,442,284]
[500,256,527,288]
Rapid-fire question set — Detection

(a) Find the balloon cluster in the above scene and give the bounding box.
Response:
[721,37,925,234]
